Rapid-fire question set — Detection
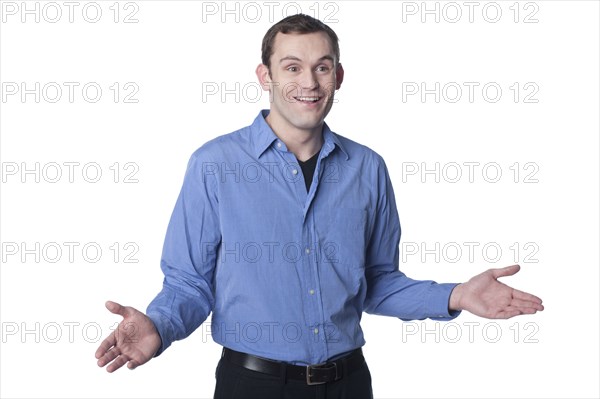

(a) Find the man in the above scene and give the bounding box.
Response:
[95,14,544,399]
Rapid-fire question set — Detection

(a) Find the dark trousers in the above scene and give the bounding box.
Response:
[213,354,374,399]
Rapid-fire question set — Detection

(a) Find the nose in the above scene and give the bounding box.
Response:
[299,69,319,91]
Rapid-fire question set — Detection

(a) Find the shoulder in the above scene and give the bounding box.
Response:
[331,131,389,170]
[188,125,252,162]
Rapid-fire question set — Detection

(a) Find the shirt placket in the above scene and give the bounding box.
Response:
[303,149,335,364]
[274,139,331,364]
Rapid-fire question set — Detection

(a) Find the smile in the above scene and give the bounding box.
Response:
[294,96,322,103]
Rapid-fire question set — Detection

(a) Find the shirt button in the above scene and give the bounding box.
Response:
[309,289,315,295]
[313,328,319,334]
[305,248,310,254]
[292,169,298,175]
[277,142,282,148]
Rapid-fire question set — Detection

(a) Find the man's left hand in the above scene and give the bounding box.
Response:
[449,264,544,319]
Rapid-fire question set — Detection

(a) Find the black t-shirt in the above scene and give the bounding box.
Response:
[297,151,320,193]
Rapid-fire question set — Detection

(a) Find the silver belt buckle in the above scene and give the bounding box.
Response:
[306,362,337,385]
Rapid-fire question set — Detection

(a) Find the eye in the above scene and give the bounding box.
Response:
[316,66,329,72]
[287,66,299,72]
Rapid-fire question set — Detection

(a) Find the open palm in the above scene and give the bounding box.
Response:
[450,265,544,319]
[95,301,161,372]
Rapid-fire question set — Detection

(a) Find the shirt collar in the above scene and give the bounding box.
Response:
[252,109,349,161]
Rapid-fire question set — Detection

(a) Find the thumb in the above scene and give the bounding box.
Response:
[491,264,520,279]
[105,300,130,317]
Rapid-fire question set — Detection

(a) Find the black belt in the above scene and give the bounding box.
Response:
[221,347,365,385]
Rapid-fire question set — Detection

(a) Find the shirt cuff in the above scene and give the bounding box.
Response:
[426,283,462,321]
[146,311,175,357]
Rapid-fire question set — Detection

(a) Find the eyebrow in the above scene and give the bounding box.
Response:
[279,55,335,64]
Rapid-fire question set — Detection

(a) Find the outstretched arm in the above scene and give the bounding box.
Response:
[449,264,544,319]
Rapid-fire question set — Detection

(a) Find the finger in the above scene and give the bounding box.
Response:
[105,300,131,318]
[491,264,520,279]
[95,330,116,359]
[107,353,131,373]
[97,346,121,368]
[499,303,543,318]
[509,298,542,309]
[495,306,523,319]
[515,306,541,315]
[512,289,543,305]
[511,296,544,311]
[127,360,140,370]
[513,299,544,312]
[499,300,544,317]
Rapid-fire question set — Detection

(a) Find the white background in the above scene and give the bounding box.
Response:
[1,1,598,398]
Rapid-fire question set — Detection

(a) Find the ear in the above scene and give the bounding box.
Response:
[256,64,272,91]
[335,63,344,90]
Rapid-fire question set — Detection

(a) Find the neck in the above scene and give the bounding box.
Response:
[265,113,324,162]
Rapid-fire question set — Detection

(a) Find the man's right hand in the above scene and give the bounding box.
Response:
[95,301,162,372]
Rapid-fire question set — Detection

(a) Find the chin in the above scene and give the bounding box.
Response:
[293,116,325,130]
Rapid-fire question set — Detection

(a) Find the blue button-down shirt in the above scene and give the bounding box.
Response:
[147,110,460,365]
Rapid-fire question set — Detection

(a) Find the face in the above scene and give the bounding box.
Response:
[256,31,344,135]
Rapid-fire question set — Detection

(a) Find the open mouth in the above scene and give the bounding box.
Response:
[294,96,322,104]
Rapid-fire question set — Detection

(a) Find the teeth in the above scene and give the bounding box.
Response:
[296,97,319,102]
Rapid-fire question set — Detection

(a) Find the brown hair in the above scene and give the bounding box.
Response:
[261,14,340,72]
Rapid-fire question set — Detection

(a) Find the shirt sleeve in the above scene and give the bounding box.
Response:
[146,149,221,356]
[363,155,461,321]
